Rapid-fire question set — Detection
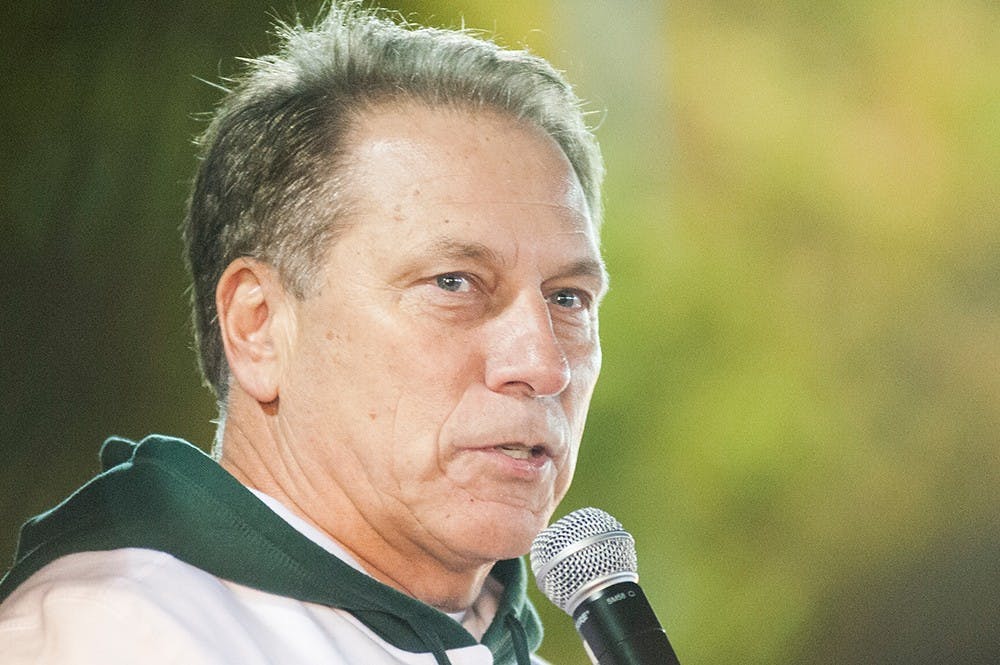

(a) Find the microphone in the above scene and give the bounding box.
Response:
[530,507,680,665]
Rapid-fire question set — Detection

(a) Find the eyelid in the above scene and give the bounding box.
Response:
[547,287,594,311]
[433,270,488,294]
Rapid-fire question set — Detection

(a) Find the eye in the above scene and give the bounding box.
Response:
[547,289,590,310]
[435,273,472,293]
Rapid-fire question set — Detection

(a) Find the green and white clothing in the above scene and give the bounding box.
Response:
[0,436,548,664]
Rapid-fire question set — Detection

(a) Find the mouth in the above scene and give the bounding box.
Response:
[494,443,548,461]
[455,439,560,482]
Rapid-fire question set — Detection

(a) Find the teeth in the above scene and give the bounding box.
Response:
[497,445,533,460]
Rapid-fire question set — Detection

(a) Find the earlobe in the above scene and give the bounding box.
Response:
[216,258,290,404]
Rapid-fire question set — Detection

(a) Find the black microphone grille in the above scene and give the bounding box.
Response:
[530,507,638,614]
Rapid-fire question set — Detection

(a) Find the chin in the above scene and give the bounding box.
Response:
[450,501,553,562]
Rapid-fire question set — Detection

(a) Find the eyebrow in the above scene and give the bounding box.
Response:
[561,257,610,297]
[427,238,609,293]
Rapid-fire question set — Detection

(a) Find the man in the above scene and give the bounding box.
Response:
[0,3,606,663]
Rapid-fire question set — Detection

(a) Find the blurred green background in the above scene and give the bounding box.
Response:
[2,1,998,663]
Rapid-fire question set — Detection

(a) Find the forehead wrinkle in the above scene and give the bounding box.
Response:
[433,197,586,214]
[394,166,586,206]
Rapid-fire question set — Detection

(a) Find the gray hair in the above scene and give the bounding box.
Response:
[184,0,605,401]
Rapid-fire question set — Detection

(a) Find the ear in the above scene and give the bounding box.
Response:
[215,258,293,404]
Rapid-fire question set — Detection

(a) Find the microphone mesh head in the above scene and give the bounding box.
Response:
[530,507,638,613]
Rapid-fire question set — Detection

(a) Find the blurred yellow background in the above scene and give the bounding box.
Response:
[2,1,998,663]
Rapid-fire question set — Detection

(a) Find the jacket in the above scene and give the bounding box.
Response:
[0,435,547,664]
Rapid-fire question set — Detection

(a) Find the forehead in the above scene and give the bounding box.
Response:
[340,102,595,233]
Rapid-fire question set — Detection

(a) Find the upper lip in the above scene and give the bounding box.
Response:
[454,405,567,460]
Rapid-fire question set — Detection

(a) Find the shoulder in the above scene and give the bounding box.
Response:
[0,549,466,665]
[0,549,266,664]
[1,548,228,615]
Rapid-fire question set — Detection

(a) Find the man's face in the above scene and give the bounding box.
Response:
[278,103,605,569]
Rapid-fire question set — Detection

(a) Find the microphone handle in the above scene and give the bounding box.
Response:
[572,581,681,665]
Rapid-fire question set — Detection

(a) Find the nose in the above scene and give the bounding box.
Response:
[483,293,571,397]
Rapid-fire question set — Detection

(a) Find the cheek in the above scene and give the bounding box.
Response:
[565,351,602,421]
[552,444,580,500]
[386,324,484,424]
[380,357,481,484]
